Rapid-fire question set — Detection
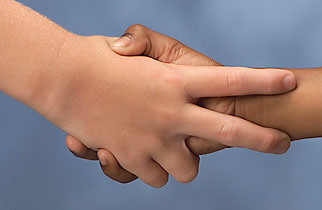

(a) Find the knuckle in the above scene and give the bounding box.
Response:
[153,72,182,126]
[127,24,147,34]
[149,174,169,188]
[156,107,179,128]
[159,71,184,98]
[142,168,169,188]
[176,166,199,183]
[208,98,236,115]
[217,120,239,146]
[155,109,175,129]
[150,137,169,152]
[227,70,242,95]
[160,70,182,87]
[166,41,185,61]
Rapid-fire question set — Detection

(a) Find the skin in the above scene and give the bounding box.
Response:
[67,25,311,184]
[0,1,296,188]
[68,25,322,184]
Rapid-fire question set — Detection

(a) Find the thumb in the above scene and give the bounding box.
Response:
[110,33,146,56]
[110,24,220,66]
[110,24,164,58]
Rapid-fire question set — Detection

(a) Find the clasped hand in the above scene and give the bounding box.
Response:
[63,25,296,187]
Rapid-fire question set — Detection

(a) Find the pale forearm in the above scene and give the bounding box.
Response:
[0,0,80,115]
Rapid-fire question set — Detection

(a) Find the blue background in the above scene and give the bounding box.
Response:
[1,0,322,209]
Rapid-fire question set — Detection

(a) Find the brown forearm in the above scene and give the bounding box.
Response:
[235,68,322,141]
[191,68,322,155]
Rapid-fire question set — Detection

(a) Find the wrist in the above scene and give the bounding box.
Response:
[31,35,118,128]
[233,69,320,141]
[26,33,89,124]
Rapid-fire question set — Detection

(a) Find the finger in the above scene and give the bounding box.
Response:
[186,137,229,155]
[65,135,98,160]
[153,140,200,183]
[116,151,169,188]
[179,66,297,98]
[186,97,234,155]
[186,97,233,155]
[97,149,137,184]
[128,159,169,188]
[109,25,228,157]
[110,24,220,66]
[181,104,291,154]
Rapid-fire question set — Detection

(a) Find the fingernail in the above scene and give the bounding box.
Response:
[283,74,297,91]
[111,34,131,47]
[276,136,291,154]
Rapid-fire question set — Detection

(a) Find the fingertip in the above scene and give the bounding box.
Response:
[265,69,297,93]
[275,133,291,154]
[175,166,199,184]
[260,130,291,154]
[276,140,291,154]
[65,135,98,160]
[149,176,169,188]
[111,34,132,48]
[97,149,138,184]
[65,135,85,156]
[65,135,74,150]
[283,73,297,91]
[172,153,199,184]
[110,32,148,56]
[98,149,110,166]
[143,170,169,188]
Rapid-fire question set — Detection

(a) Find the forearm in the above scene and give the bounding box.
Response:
[235,68,322,141]
[0,0,80,116]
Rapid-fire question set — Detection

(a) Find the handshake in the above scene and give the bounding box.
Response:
[5,1,322,190]
[62,25,297,187]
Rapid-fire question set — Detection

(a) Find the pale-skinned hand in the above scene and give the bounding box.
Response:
[65,25,296,187]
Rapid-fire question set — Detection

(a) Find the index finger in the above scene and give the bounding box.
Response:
[178,66,297,98]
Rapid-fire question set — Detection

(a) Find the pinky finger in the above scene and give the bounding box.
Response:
[65,135,98,160]
[97,149,138,184]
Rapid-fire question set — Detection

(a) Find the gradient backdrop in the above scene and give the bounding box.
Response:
[1,0,322,209]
